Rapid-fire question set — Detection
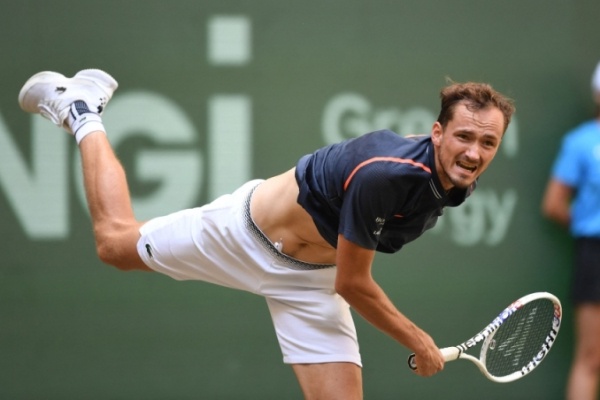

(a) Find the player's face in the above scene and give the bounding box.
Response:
[431,102,505,191]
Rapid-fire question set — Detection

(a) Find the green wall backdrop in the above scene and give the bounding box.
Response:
[1,1,599,399]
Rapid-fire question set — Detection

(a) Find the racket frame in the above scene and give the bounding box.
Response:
[408,292,562,383]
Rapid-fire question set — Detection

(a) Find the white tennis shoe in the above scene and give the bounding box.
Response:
[18,69,118,133]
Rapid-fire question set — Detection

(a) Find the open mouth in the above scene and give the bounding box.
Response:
[456,160,477,173]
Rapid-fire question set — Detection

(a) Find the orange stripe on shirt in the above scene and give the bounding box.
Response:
[343,156,431,191]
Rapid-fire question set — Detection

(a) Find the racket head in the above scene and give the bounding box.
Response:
[477,292,562,383]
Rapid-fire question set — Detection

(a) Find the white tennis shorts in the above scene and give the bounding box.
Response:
[137,180,361,366]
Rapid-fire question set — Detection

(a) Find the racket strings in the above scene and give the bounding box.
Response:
[482,299,556,378]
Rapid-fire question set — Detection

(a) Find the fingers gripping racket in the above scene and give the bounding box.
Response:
[407,292,562,383]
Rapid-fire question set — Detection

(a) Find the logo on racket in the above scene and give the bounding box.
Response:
[520,316,560,376]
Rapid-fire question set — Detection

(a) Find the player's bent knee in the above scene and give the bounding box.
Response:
[95,240,123,268]
[95,240,148,271]
[94,222,147,271]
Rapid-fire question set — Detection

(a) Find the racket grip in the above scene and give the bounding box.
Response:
[407,347,461,370]
[440,346,461,361]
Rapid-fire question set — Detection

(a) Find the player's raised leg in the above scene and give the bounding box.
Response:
[77,131,150,271]
[19,69,150,271]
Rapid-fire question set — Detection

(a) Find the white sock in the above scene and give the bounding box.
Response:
[67,101,106,145]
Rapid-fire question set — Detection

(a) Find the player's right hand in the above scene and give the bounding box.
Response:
[411,337,445,377]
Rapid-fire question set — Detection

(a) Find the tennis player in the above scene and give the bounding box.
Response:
[19,69,514,400]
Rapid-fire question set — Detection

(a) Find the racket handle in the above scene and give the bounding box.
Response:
[407,347,461,370]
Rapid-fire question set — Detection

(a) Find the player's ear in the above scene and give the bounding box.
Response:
[431,121,443,145]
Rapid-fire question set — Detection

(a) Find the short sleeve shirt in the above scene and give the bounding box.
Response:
[551,120,600,237]
[295,130,474,253]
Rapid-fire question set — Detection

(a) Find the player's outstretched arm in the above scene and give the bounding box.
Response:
[334,234,443,377]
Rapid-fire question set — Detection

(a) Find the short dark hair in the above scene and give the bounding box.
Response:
[437,81,515,134]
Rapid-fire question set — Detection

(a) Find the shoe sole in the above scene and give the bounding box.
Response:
[18,68,118,113]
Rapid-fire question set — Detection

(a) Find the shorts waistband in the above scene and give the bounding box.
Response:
[243,184,335,271]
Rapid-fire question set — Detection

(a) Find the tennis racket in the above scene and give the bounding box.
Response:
[407,292,562,383]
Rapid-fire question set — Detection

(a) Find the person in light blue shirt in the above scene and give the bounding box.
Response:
[542,61,600,400]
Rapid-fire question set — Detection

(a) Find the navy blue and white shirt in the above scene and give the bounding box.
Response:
[295,129,475,253]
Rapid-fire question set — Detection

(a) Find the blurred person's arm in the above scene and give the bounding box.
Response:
[541,179,573,228]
